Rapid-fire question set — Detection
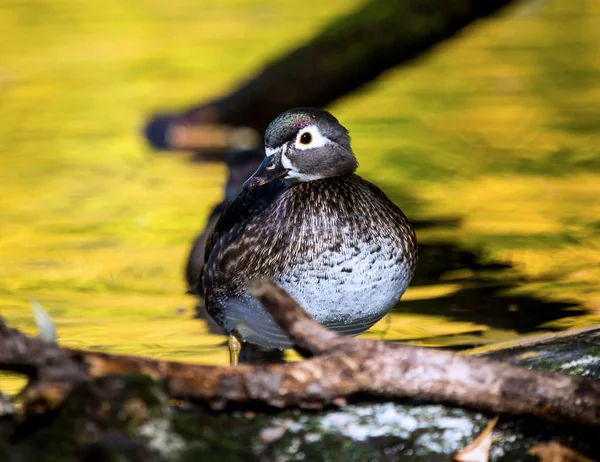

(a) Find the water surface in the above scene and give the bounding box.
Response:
[1,0,600,392]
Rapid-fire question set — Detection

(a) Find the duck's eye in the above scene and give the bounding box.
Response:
[300,132,312,145]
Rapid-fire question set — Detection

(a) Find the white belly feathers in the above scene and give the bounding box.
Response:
[221,237,411,349]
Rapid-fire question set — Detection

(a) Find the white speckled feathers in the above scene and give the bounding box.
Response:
[203,174,417,349]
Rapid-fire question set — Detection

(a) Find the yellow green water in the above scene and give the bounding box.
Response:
[1,0,600,393]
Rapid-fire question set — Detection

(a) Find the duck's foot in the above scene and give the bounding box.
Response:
[228,332,243,366]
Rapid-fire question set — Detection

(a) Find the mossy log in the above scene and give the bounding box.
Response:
[0,280,599,461]
[1,325,598,461]
[1,280,599,425]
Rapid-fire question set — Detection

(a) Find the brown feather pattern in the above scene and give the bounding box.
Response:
[202,174,417,340]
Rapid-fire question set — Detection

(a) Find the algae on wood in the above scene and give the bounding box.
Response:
[1,327,599,461]
[0,326,598,461]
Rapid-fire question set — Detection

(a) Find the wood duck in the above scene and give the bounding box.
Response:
[197,108,417,364]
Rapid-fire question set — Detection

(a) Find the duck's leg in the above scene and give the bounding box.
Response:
[228,332,243,366]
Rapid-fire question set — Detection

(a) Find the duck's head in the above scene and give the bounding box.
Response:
[243,108,357,193]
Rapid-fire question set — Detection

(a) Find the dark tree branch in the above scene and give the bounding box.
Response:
[145,0,518,150]
[247,279,340,355]
[1,280,599,426]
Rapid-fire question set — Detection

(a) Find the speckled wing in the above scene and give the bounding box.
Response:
[196,180,288,298]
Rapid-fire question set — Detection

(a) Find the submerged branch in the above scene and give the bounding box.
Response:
[1,280,599,426]
[145,0,518,151]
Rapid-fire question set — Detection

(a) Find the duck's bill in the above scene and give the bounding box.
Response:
[242,153,289,193]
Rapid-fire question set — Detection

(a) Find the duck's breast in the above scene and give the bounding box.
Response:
[277,234,413,336]
[207,175,417,349]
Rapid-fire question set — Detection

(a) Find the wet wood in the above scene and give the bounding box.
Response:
[463,323,600,357]
[145,0,517,150]
[0,279,599,426]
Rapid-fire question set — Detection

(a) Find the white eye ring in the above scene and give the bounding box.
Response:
[294,125,330,150]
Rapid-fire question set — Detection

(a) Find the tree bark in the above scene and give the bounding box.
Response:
[1,280,599,426]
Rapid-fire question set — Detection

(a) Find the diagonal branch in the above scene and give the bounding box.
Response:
[250,279,600,426]
[247,278,341,355]
[145,0,518,151]
[1,280,599,426]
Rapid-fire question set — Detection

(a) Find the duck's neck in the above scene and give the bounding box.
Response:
[284,173,357,188]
